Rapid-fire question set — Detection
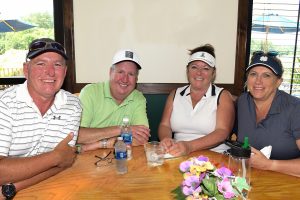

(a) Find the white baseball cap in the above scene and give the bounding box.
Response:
[112,49,141,69]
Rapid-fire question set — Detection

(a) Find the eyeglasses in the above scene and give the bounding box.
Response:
[252,50,279,57]
[94,151,115,167]
[29,41,66,54]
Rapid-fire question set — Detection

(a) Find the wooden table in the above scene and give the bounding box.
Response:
[16,146,300,199]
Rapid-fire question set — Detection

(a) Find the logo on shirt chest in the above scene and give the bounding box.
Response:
[52,115,62,120]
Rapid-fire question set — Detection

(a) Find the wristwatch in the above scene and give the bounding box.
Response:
[100,139,108,148]
[75,144,82,154]
[2,183,16,200]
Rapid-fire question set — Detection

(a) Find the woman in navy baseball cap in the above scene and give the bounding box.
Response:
[236,51,300,177]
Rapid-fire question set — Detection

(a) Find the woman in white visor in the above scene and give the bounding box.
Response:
[158,44,235,156]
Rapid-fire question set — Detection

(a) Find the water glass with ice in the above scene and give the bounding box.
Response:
[144,141,164,167]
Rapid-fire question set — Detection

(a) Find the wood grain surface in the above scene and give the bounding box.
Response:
[15,146,300,200]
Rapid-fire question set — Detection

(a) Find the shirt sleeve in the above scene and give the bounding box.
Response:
[64,96,82,146]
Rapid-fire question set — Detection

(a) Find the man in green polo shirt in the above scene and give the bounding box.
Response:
[77,49,150,151]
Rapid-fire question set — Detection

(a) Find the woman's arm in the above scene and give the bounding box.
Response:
[250,140,300,177]
[158,90,176,149]
[158,90,176,141]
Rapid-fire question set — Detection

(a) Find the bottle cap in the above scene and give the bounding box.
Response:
[117,137,123,140]
[122,116,129,124]
[242,137,249,149]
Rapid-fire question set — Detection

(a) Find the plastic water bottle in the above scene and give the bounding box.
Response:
[114,137,127,174]
[120,117,133,160]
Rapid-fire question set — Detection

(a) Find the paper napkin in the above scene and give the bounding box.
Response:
[260,145,272,159]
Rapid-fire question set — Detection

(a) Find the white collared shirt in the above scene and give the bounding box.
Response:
[0,81,82,157]
[170,84,229,153]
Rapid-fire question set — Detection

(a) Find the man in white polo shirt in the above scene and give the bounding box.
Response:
[0,38,82,199]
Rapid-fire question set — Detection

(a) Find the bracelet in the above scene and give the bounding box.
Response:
[100,139,108,148]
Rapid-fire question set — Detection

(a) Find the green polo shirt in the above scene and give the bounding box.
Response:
[79,81,149,128]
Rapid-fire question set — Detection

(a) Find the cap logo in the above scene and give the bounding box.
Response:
[125,51,133,59]
[111,49,141,69]
[260,56,268,62]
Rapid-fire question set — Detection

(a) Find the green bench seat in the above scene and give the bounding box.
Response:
[144,94,168,142]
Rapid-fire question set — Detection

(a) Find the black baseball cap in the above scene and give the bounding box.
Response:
[26,38,68,60]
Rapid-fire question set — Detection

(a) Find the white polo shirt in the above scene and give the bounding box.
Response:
[0,82,82,157]
[171,84,229,153]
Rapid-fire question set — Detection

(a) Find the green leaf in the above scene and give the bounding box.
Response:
[214,193,226,200]
[201,178,218,196]
[171,186,185,200]
[232,177,250,193]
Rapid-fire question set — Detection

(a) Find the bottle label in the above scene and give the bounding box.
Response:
[121,133,132,144]
[115,151,127,159]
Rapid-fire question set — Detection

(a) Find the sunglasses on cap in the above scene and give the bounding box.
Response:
[252,50,279,57]
[26,40,68,60]
[29,41,66,54]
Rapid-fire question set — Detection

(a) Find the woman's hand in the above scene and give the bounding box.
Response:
[250,147,273,170]
[167,141,191,157]
[160,138,174,152]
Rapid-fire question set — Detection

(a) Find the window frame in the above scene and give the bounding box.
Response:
[0,0,67,87]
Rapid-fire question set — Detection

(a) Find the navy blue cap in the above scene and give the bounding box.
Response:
[246,53,283,77]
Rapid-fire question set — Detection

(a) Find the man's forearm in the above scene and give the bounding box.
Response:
[0,152,59,185]
[77,126,121,144]
[14,166,65,192]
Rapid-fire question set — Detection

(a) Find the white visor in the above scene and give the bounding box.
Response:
[188,51,216,68]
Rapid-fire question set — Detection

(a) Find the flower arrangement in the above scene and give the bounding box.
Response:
[172,155,250,200]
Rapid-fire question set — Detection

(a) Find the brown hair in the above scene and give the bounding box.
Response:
[188,44,216,58]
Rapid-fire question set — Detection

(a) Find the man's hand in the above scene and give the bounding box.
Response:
[131,125,150,146]
[53,133,77,169]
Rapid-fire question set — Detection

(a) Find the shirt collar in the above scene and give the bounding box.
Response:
[268,89,282,114]
[247,89,281,115]
[180,84,216,97]
[16,81,67,109]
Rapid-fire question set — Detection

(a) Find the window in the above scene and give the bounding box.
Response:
[250,0,300,97]
[0,0,54,89]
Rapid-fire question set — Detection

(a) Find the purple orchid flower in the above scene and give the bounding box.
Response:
[181,175,201,195]
[215,166,232,178]
[179,160,193,172]
[196,155,209,162]
[217,178,235,199]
